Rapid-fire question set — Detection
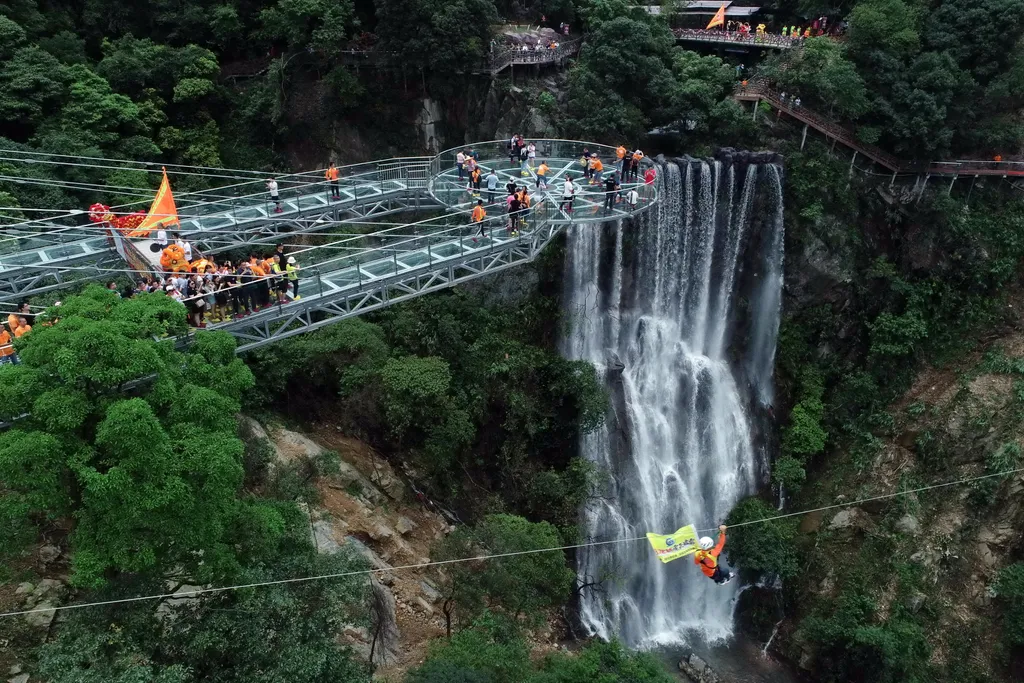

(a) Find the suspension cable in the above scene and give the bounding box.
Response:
[2,465,1020,619]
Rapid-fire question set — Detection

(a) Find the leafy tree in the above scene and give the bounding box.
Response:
[760,38,869,119]
[259,0,355,56]
[408,613,531,683]
[724,497,800,581]
[531,640,675,683]
[436,515,575,631]
[0,14,27,60]
[0,286,262,587]
[924,0,1024,84]
[0,46,67,131]
[994,562,1024,646]
[38,508,372,683]
[375,0,498,73]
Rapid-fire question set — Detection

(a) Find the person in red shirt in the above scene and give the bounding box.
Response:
[694,525,733,584]
[644,167,657,185]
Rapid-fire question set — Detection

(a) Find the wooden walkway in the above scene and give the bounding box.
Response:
[736,81,1024,179]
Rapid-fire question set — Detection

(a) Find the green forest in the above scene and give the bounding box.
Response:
[4,0,1024,682]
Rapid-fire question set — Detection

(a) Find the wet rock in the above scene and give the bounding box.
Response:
[905,591,927,614]
[396,516,417,535]
[38,545,60,564]
[896,514,921,536]
[679,653,720,683]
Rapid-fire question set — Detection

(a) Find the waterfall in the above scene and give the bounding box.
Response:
[566,156,785,646]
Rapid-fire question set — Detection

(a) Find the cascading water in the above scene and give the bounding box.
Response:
[565,155,785,646]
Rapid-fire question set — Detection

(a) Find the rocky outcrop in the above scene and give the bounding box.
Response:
[261,420,453,676]
[679,653,721,683]
[16,579,65,630]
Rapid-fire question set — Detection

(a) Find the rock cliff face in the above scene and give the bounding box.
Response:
[254,420,456,678]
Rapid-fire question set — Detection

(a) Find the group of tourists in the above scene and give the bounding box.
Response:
[147,236,300,328]
[0,302,33,365]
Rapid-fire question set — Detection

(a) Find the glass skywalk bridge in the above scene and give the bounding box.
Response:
[0,157,432,301]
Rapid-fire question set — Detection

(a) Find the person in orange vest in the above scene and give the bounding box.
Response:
[471,199,487,241]
[694,525,733,584]
[589,154,604,185]
[536,160,549,189]
[0,326,14,365]
[13,316,32,340]
[470,166,482,197]
[8,302,29,333]
[630,150,644,180]
[325,162,341,199]
[616,145,627,174]
[248,257,270,309]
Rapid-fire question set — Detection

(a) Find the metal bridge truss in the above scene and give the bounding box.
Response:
[221,221,564,353]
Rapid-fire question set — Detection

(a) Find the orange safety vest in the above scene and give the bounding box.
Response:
[0,330,13,357]
[538,164,549,177]
[471,206,486,222]
[632,151,644,162]
[593,159,604,172]
[325,167,339,180]
[693,533,726,577]
[7,313,19,332]
[13,324,31,338]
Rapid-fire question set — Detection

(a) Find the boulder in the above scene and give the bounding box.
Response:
[678,653,720,683]
[395,516,417,535]
[895,514,921,536]
[312,519,343,554]
[367,522,395,542]
[414,596,434,615]
[368,578,401,666]
[420,579,441,602]
[904,591,927,614]
[15,583,33,596]
[38,545,61,564]
[237,415,270,444]
[828,507,865,530]
[9,674,29,683]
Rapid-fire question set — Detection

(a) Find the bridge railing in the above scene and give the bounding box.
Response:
[673,29,801,49]
[0,156,432,266]
[486,38,582,72]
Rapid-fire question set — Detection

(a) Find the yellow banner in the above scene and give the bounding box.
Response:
[646,525,700,564]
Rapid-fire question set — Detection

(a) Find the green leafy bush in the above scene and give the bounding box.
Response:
[724,497,800,580]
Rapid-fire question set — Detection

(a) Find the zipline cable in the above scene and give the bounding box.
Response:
[3,465,1022,619]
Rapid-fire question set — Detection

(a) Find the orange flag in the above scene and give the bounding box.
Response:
[706,3,726,29]
[129,167,179,238]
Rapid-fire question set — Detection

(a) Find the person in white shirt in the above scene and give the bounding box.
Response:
[266,178,282,213]
[156,229,168,246]
[560,176,576,213]
[625,188,639,209]
[456,150,467,181]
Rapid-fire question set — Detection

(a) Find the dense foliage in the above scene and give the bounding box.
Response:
[406,613,674,683]
[245,280,607,532]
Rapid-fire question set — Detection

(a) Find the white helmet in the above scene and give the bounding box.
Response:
[699,537,714,550]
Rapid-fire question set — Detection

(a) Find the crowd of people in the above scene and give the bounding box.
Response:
[143,235,300,328]
[674,15,846,44]
[460,138,654,238]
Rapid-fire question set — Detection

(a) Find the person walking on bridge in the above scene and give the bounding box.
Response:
[267,177,283,213]
[536,160,549,190]
[471,199,487,242]
[326,162,341,200]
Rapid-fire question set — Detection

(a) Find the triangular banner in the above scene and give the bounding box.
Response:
[706,3,726,30]
[129,167,179,237]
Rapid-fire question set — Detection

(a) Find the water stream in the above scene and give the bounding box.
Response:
[564,156,785,646]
